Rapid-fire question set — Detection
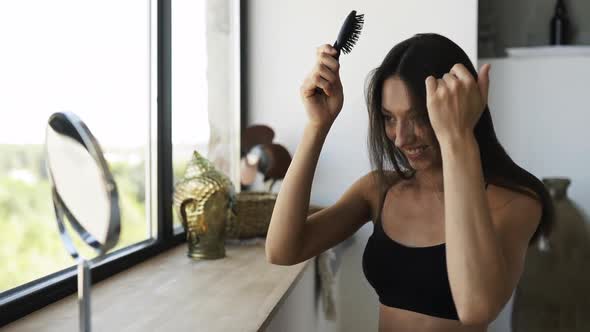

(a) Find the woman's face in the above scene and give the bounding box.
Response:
[381,76,441,171]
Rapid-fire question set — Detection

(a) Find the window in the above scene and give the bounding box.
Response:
[171,0,242,230]
[0,0,152,295]
[0,0,243,326]
[171,0,209,229]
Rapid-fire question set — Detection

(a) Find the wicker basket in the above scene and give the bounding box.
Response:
[226,191,278,239]
[225,191,325,239]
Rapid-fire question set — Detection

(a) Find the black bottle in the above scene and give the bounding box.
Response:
[550,0,570,45]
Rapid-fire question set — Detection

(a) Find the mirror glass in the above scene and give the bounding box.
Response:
[45,112,120,258]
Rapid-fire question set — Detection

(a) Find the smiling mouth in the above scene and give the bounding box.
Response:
[404,145,429,156]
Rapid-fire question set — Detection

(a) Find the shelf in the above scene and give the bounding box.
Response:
[506,46,590,57]
[3,243,313,332]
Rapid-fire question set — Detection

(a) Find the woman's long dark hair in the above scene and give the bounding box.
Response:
[365,33,553,246]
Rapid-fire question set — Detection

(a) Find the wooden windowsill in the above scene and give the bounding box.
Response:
[3,242,312,332]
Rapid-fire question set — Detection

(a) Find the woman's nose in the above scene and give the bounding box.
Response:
[394,121,415,148]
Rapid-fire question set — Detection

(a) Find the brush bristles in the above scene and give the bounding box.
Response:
[341,14,364,54]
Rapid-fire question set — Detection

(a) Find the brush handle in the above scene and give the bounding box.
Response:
[331,39,342,60]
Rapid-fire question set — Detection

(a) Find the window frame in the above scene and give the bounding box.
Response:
[0,0,245,326]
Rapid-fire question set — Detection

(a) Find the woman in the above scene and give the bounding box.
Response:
[265,33,554,331]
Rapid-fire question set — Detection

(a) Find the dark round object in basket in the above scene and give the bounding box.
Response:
[241,125,275,157]
[257,143,292,182]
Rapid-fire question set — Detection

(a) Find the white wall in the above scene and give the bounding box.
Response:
[478,55,590,331]
[248,1,477,331]
[481,56,590,218]
[248,2,477,208]
[263,261,318,332]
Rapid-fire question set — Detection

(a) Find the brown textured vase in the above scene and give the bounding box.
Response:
[512,177,590,331]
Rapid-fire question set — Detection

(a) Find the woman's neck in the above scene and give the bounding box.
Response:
[409,168,444,193]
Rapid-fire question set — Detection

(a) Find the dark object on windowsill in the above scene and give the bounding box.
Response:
[240,124,274,157]
[258,144,291,186]
[550,0,570,45]
[240,125,292,192]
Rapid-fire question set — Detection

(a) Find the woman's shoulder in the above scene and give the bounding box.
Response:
[486,183,543,244]
[365,169,402,183]
[487,182,542,213]
[357,170,403,218]
[360,170,402,192]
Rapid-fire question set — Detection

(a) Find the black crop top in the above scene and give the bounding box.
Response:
[362,182,489,321]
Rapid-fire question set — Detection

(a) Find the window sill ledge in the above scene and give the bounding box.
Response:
[3,242,312,332]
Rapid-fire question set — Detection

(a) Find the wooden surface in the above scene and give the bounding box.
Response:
[4,242,312,332]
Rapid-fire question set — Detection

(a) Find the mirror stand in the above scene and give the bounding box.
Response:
[78,259,91,332]
[53,194,93,332]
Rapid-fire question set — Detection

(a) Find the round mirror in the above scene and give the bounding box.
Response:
[45,112,120,259]
[45,111,121,332]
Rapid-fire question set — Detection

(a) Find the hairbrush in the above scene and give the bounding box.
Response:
[315,10,364,95]
[332,10,364,59]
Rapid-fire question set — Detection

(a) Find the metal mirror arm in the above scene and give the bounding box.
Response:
[51,188,81,261]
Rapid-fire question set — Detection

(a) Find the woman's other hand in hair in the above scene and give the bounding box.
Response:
[425,63,491,145]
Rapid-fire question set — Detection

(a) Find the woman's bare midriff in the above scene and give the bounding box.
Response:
[378,304,487,332]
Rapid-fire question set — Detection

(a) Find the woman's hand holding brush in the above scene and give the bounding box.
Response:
[300,44,344,132]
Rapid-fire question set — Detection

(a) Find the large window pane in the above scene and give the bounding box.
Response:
[171,0,241,232]
[171,0,209,230]
[0,1,151,293]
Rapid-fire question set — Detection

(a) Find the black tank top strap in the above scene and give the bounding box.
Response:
[376,186,390,225]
